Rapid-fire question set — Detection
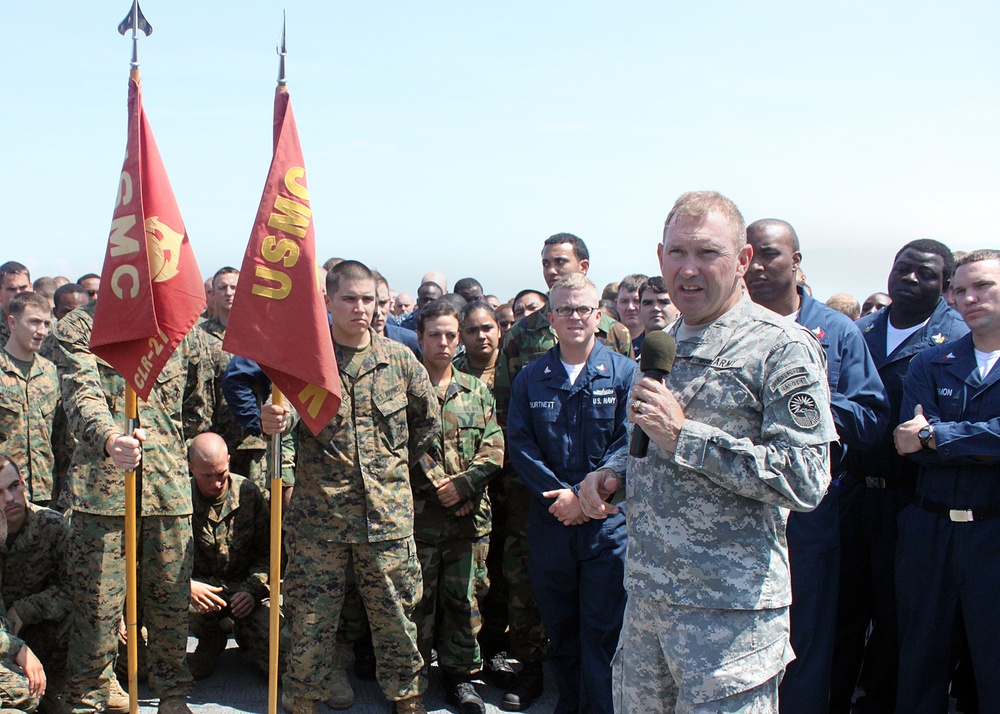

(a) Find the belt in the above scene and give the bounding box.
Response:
[916,495,1000,523]
[865,477,888,489]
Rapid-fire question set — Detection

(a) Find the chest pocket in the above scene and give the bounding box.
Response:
[455,410,487,472]
[0,385,23,434]
[375,391,409,450]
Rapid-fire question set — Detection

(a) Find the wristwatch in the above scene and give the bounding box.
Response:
[918,425,934,448]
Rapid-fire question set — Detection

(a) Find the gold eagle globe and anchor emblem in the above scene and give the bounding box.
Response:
[144,216,183,282]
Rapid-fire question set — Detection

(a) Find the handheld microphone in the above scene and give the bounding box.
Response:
[629,330,677,458]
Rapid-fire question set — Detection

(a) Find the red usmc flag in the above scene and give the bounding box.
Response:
[90,76,205,400]
[224,87,341,435]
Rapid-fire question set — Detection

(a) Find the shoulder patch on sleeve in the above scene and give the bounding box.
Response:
[767,365,813,398]
[788,393,822,428]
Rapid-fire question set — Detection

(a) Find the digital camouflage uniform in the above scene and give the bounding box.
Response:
[0,350,59,504]
[493,304,633,667]
[0,623,38,713]
[411,365,503,677]
[600,298,836,712]
[0,317,9,349]
[452,355,505,649]
[53,302,211,713]
[1,502,72,707]
[38,331,75,509]
[282,333,438,704]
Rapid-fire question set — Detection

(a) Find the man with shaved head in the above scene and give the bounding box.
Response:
[187,432,271,680]
[744,217,889,713]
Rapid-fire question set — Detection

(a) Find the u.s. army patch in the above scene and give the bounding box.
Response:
[788,393,821,428]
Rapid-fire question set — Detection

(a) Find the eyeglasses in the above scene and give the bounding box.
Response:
[553,305,597,318]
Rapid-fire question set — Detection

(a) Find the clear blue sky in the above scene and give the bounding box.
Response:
[4,1,998,303]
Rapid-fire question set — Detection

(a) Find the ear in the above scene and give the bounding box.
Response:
[735,243,753,278]
[791,251,802,272]
[579,259,590,275]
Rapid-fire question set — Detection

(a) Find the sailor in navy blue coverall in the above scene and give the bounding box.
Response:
[893,252,1000,714]
[831,242,968,714]
[507,276,634,714]
[778,287,890,713]
[745,220,891,713]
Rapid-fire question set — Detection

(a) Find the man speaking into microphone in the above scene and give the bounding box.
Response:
[579,191,836,713]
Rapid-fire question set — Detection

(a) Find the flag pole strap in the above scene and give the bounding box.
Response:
[124,385,140,714]
[268,387,284,714]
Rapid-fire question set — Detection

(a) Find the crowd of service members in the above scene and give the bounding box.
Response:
[0,197,996,714]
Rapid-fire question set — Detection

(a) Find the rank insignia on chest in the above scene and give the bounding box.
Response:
[544,366,551,374]
[945,352,956,360]
[864,324,873,333]
[596,364,607,372]
[811,326,826,339]
[932,333,946,344]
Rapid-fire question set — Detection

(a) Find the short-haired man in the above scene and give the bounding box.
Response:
[412,298,504,713]
[744,218,889,712]
[0,261,31,347]
[262,260,438,714]
[638,276,678,337]
[580,191,836,712]
[32,278,57,312]
[54,290,211,714]
[75,274,100,301]
[495,304,515,338]
[454,278,485,304]
[0,291,59,505]
[892,249,1000,713]
[372,272,421,358]
[508,274,634,714]
[511,290,547,322]
[399,281,444,332]
[186,432,271,680]
[825,293,861,320]
[197,268,264,488]
[830,239,967,714]
[0,454,71,711]
[490,232,634,709]
[613,274,648,356]
[52,284,90,321]
[394,292,416,318]
[861,292,891,317]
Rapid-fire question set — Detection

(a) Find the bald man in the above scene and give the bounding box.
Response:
[187,433,272,680]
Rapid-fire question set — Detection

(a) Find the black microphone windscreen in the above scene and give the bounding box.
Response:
[639,330,677,374]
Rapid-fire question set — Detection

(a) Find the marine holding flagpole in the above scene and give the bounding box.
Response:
[52,2,210,713]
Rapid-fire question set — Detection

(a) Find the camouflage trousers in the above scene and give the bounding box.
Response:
[62,513,193,714]
[283,532,424,702]
[415,537,489,676]
[613,597,792,713]
[503,474,547,664]
[189,597,287,675]
[0,663,38,713]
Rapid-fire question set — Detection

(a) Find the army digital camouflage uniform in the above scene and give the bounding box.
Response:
[282,333,438,704]
[53,302,211,713]
[189,472,273,672]
[600,298,836,712]
[0,350,59,504]
[411,365,503,677]
[1,501,72,705]
[493,304,633,667]
[0,623,38,713]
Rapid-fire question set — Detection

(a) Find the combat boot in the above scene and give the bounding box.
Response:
[281,693,319,714]
[106,674,130,714]
[156,695,193,714]
[444,675,487,714]
[327,642,355,710]
[391,694,428,713]
[485,651,517,689]
[187,630,228,680]
[501,661,544,711]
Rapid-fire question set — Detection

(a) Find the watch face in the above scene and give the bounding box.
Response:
[919,426,932,445]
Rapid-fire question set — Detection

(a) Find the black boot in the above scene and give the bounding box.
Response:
[444,675,486,714]
[501,662,544,711]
